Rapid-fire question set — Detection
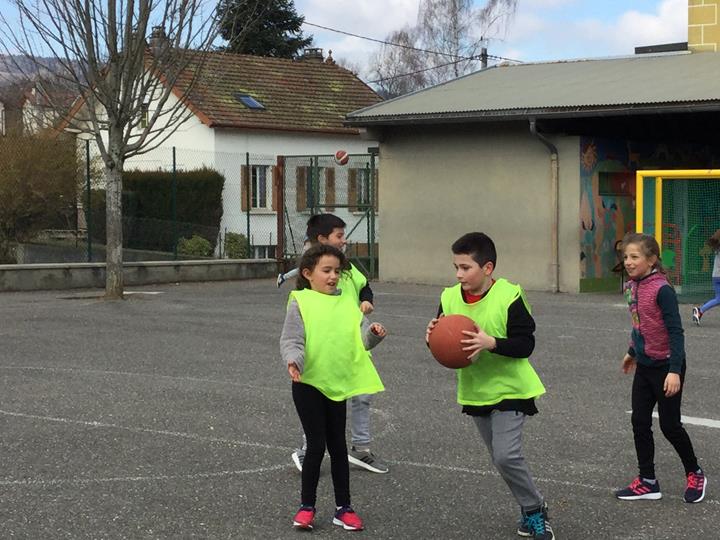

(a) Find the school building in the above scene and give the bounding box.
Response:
[346,1,720,294]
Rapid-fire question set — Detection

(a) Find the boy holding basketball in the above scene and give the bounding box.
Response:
[426,232,553,540]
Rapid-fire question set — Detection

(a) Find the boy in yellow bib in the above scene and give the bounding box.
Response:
[281,244,386,531]
[426,232,554,540]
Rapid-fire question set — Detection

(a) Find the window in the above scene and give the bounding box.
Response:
[252,245,277,259]
[234,93,265,110]
[251,165,272,209]
[598,172,633,197]
[140,103,149,128]
[356,168,372,207]
[304,166,326,209]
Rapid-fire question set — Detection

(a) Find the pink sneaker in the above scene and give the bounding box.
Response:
[333,506,364,531]
[292,506,315,529]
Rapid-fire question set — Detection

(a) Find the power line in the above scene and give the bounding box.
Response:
[303,20,523,65]
[365,56,482,85]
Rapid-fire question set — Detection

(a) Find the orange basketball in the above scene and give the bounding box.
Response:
[428,314,477,369]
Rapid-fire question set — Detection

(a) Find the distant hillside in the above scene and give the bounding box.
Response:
[0,55,75,86]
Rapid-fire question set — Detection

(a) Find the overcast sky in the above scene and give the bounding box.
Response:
[0,0,689,76]
[296,0,688,72]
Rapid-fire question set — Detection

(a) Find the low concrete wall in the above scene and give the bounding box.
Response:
[0,260,277,292]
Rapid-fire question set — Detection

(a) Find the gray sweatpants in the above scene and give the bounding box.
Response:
[472,410,543,511]
[300,393,372,450]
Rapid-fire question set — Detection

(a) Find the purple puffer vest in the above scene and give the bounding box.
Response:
[625,271,670,361]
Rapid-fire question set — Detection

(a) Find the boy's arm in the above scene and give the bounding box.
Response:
[492,297,536,358]
[359,282,373,305]
[280,299,305,372]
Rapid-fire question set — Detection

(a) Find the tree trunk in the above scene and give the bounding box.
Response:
[105,138,124,299]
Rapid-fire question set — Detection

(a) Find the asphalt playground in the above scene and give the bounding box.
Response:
[1,278,718,539]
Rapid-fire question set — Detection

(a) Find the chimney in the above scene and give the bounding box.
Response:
[149,26,169,57]
[689,0,720,52]
[302,48,324,62]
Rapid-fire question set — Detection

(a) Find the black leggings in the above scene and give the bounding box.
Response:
[292,382,350,507]
[631,363,699,478]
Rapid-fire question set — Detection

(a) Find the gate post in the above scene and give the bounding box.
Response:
[275,155,285,269]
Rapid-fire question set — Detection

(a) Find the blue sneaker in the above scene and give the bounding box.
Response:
[519,505,554,540]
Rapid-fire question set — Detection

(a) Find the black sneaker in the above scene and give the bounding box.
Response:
[684,469,707,503]
[520,505,554,540]
[615,476,662,500]
[517,503,547,537]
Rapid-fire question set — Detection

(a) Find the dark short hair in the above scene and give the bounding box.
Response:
[295,244,349,290]
[451,232,497,267]
[306,213,346,243]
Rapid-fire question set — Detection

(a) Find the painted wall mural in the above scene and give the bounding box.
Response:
[579,137,720,283]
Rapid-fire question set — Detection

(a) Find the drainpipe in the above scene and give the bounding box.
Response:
[529,119,560,293]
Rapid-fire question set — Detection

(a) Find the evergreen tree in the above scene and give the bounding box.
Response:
[218,0,313,58]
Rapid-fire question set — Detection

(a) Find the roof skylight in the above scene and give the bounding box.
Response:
[234,93,265,110]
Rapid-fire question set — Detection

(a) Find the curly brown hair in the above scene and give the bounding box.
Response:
[295,244,350,290]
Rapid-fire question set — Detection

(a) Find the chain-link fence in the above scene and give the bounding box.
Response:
[2,137,379,272]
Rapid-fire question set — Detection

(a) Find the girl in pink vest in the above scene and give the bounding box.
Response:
[615,233,707,504]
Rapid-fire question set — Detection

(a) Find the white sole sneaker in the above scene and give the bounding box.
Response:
[347,452,389,474]
[291,451,303,472]
[616,492,662,500]
[332,517,362,531]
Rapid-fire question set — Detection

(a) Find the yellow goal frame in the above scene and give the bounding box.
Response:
[635,169,720,249]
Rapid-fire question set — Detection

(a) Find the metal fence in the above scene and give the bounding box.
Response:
[2,136,379,274]
[280,152,378,277]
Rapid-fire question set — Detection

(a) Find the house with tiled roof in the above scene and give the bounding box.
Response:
[71,43,381,259]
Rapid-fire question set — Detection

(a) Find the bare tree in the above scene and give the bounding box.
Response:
[369,28,427,99]
[368,0,517,96]
[0,0,252,299]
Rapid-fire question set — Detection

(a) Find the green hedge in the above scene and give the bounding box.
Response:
[86,167,225,253]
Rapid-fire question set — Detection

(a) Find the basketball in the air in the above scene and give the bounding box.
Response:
[428,315,477,369]
[334,150,349,166]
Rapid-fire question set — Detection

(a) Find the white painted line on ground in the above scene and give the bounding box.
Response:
[625,410,720,428]
[124,291,164,295]
[2,408,717,505]
[0,365,281,392]
[0,464,288,487]
[0,409,293,451]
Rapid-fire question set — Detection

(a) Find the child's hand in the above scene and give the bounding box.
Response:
[621,353,636,374]
[460,326,496,360]
[664,372,681,397]
[370,323,386,337]
[288,362,301,383]
[425,317,441,343]
[360,301,374,315]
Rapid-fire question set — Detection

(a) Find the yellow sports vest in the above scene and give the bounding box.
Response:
[339,263,367,303]
[440,279,545,406]
[290,288,384,401]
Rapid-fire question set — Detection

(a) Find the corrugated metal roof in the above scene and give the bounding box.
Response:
[347,52,720,123]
